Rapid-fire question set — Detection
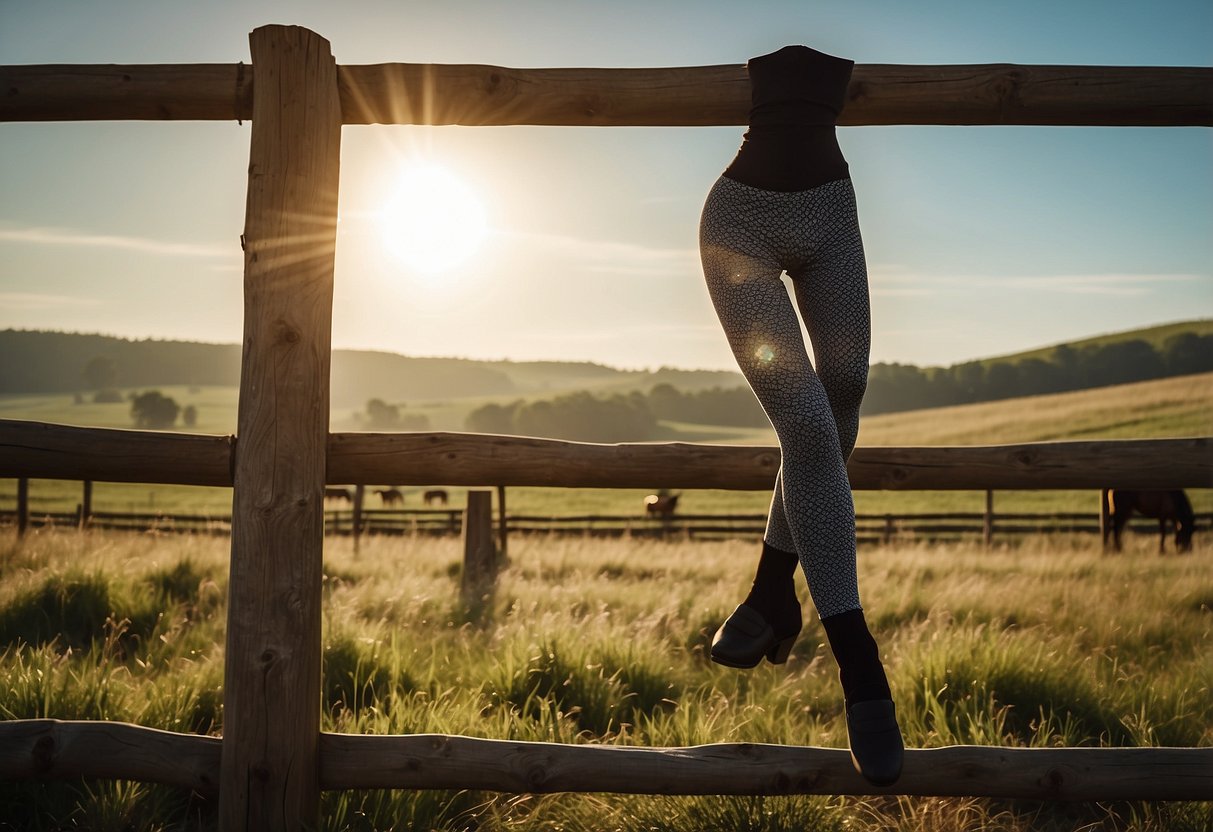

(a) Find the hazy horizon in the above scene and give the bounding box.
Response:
[3,0,1211,372]
[6,316,1209,376]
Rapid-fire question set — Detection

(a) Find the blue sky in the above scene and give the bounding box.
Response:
[1,0,1210,371]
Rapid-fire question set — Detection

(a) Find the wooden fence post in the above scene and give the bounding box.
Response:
[352,484,365,551]
[496,484,508,563]
[16,477,29,537]
[220,24,342,832]
[80,480,92,530]
[983,490,994,547]
[1099,488,1112,550]
[462,490,496,600]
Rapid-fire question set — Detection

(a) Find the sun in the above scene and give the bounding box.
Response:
[378,162,487,274]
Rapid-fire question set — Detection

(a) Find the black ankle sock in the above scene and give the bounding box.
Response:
[821,608,891,707]
[741,541,801,636]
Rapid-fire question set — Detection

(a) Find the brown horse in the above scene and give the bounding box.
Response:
[375,488,404,507]
[1105,489,1196,554]
[644,492,680,518]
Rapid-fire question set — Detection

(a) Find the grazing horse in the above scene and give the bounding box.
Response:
[1105,489,1196,554]
[423,489,449,506]
[324,487,353,503]
[375,488,404,507]
[644,492,680,518]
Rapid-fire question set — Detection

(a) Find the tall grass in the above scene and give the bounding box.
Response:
[0,528,1210,831]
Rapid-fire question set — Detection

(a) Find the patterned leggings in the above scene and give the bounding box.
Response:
[699,175,870,619]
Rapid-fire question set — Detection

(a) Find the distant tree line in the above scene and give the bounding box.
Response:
[463,333,1213,439]
[466,391,660,441]
[861,334,1213,415]
[645,383,768,426]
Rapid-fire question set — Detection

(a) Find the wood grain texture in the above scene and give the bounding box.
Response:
[461,489,496,599]
[327,433,1213,490]
[0,419,233,484]
[220,24,342,832]
[0,63,253,121]
[0,719,221,795]
[3,62,1209,126]
[4,721,1208,802]
[2,421,1209,491]
[316,734,1213,801]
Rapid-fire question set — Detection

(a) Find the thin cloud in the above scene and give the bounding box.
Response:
[0,225,231,258]
[493,228,699,278]
[0,292,102,310]
[869,265,1201,297]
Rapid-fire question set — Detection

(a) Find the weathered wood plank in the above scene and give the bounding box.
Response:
[4,721,1209,802]
[220,24,342,832]
[0,419,233,484]
[328,433,1213,490]
[2,421,1209,491]
[0,719,221,795]
[0,63,252,121]
[3,62,1209,126]
[318,734,1213,801]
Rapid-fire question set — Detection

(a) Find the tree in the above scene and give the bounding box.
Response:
[365,398,400,430]
[82,355,117,391]
[1162,333,1213,377]
[82,355,122,402]
[129,390,180,429]
[466,401,519,434]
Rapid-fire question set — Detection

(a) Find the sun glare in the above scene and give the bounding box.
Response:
[379,163,487,274]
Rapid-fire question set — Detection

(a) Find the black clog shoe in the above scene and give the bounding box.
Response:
[709,603,801,668]
[845,698,904,786]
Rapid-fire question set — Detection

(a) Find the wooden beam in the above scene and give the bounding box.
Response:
[0,63,252,122]
[4,721,1209,802]
[220,25,342,832]
[0,419,232,485]
[318,734,1213,801]
[3,62,1210,126]
[0,719,220,795]
[327,433,1213,491]
[3,421,1210,491]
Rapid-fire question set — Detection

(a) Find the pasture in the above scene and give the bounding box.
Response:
[2,371,1211,522]
[1,527,1210,830]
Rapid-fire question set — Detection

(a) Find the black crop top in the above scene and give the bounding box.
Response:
[723,45,855,192]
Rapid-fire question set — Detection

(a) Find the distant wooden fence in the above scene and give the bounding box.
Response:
[2,25,1212,831]
[4,497,1211,548]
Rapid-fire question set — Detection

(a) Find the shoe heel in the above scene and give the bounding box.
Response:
[766,634,797,664]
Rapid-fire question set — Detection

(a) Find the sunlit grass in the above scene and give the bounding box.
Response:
[1,528,1210,830]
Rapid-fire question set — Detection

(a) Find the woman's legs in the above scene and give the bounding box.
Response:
[701,176,901,784]
[699,177,862,620]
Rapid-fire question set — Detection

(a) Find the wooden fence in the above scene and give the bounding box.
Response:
[2,25,1212,831]
[4,494,1211,548]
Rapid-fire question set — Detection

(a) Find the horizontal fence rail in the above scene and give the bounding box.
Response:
[3,63,1211,126]
[5,507,1206,544]
[2,721,1210,802]
[3,420,1211,490]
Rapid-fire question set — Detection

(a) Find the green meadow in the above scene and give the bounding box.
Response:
[1,528,1210,830]
[2,371,1211,521]
[1,369,1211,829]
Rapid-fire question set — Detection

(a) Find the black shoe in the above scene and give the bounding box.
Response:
[845,699,904,786]
[710,603,801,668]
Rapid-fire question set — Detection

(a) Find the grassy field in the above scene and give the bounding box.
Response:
[0,528,1209,830]
[2,371,1210,519]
